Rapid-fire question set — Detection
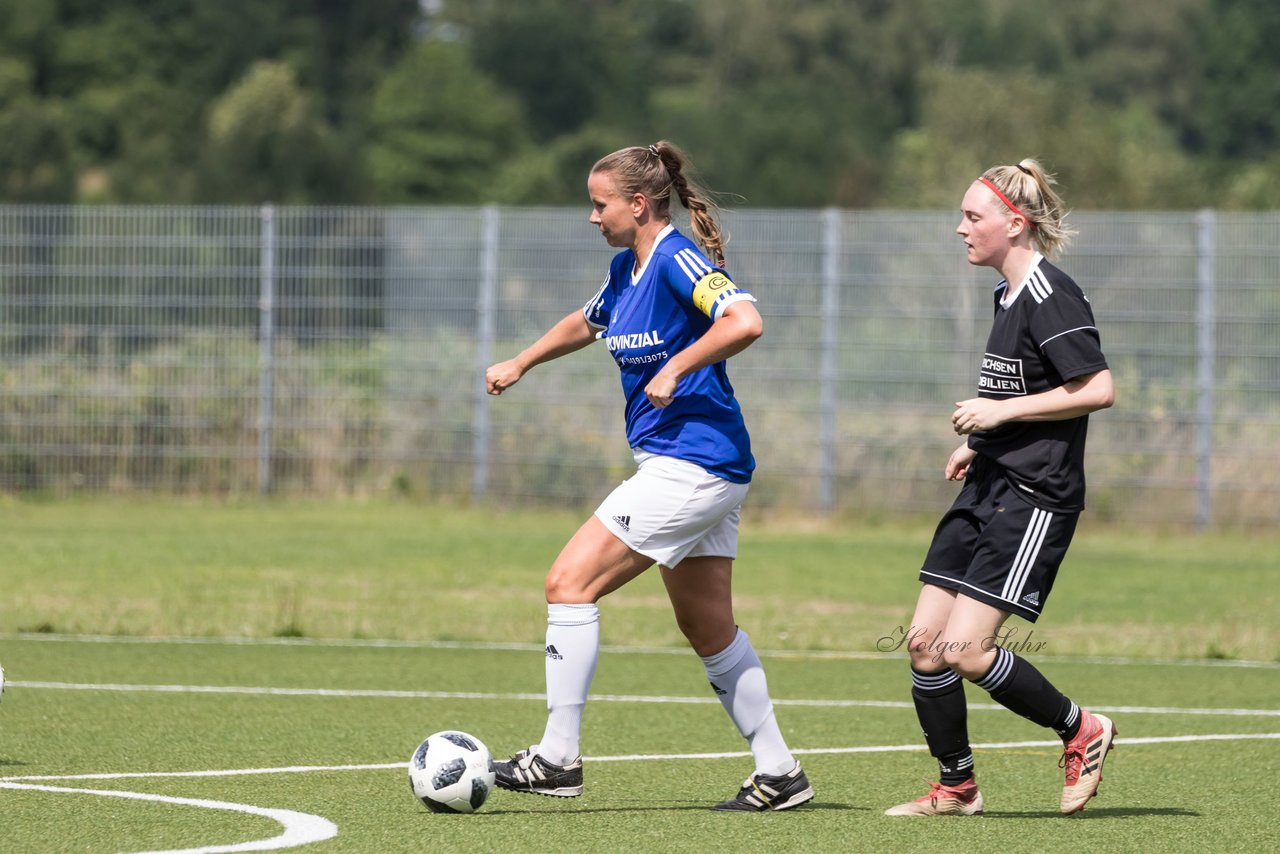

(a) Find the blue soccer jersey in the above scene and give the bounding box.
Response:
[582,225,757,483]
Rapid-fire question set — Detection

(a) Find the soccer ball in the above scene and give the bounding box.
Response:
[408,730,496,813]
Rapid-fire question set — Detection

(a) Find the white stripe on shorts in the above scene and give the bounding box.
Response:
[1002,507,1053,603]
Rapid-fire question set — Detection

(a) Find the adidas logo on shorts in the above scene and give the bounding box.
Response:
[612,515,631,532]
[1022,591,1041,606]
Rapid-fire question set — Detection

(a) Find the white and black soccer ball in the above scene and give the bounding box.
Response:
[408,730,496,814]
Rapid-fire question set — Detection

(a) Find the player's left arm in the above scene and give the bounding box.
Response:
[644,301,763,409]
[953,368,1114,435]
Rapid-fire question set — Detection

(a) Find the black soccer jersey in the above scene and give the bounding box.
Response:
[967,254,1108,512]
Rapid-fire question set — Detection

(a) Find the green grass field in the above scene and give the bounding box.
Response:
[1,497,1278,852]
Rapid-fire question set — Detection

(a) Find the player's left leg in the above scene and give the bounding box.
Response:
[942,595,1116,814]
[663,555,813,812]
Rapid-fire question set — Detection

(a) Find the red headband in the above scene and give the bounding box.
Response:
[978,177,1036,231]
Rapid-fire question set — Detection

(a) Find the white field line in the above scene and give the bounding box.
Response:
[10,679,1280,718]
[5,734,1275,854]
[0,781,337,853]
[3,632,1277,670]
[4,733,1278,784]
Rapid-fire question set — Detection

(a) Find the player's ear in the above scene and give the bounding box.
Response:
[630,192,649,218]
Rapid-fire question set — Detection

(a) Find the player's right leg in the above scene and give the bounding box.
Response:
[1059,709,1118,814]
[492,514,651,798]
[885,583,985,816]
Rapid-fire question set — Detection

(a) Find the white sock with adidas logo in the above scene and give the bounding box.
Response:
[538,603,600,766]
[700,628,797,777]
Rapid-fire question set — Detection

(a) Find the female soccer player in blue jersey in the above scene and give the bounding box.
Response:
[484,141,813,812]
[885,160,1117,817]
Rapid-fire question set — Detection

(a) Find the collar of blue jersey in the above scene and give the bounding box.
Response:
[632,224,676,285]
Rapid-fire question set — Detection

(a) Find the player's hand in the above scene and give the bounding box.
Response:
[952,397,1005,435]
[945,443,977,480]
[485,359,523,396]
[644,369,678,408]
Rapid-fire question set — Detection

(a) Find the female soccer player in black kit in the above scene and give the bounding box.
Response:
[886,160,1117,817]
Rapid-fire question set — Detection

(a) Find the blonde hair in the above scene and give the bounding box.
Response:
[979,159,1076,259]
[591,140,728,267]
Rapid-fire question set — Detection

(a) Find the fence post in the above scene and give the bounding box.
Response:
[257,204,276,494]
[472,205,499,501]
[818,208,841,514]
[1194,209,1216,529]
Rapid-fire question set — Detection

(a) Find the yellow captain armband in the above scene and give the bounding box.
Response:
[691,271,737,318]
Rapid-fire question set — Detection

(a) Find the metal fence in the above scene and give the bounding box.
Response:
[2,205,1277,527]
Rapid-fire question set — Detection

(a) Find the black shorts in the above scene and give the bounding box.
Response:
[918,459,1079,622]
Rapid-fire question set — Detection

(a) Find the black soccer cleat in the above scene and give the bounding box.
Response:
[712,763,815,812]
[493,747,584,797]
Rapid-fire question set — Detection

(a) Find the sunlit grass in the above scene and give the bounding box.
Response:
[1,496,1276,662]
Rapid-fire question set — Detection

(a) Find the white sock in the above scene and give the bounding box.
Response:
[701,628,796,776]
[538,603,599,765]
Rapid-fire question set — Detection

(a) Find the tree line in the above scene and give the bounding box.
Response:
[1,0,1277,209]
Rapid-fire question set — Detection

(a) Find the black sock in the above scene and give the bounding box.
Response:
[910,666,974,786]
[976,647,1081,740]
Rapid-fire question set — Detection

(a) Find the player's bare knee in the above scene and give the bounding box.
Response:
[676,623,713,656]
[543,568,591,604]
[907,645,939,672]
[676,618,735,658]
[941,645,991,680]
[904,626,949,672]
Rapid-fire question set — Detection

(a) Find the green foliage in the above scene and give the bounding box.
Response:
[1222,155,1280,208]
[447,0,695,141]
[199,61,338,203]
[2,0,1280,207]
[1190,0,1280,159]
[460,0,612,141]
[0,94,73,201]
[882,69,1204,209]
[0,43,74,201]
[364,40,526,203]
[486,125,634,205]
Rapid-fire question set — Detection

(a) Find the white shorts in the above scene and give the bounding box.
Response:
[595,452,748,569]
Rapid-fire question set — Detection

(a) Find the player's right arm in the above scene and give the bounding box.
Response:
[945,443,978,481]
[486,310,597,396]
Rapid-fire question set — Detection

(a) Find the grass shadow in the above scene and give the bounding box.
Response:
[983,807,1200,819]
[476,801,863,816]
